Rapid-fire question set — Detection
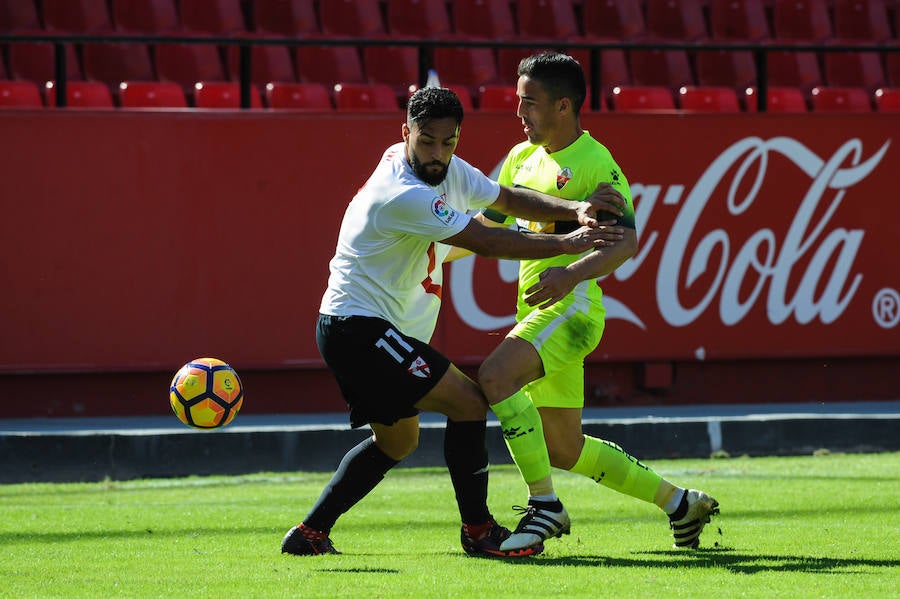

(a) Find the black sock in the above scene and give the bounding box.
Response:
[304,436,398,533]
[528,498,564,512]
[669,493,689,521]
[444,419,491,525]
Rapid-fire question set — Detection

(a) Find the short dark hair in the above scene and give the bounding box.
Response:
[517,52,586,115]
[407,87,465,128]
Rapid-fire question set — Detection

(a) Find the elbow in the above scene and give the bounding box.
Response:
[622,229,639,260]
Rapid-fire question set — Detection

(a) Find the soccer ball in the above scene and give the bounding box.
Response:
[169,357,244,429]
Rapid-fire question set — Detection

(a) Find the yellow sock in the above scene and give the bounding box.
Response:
[490,389,552,490]
[569,436,662,503]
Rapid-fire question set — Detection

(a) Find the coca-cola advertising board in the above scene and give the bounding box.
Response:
[0,112,898,373]
[439,115,900,364]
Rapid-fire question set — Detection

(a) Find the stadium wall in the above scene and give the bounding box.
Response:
[1,110,898,418]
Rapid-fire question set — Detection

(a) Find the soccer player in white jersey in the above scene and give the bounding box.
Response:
[281,87,629,558]
[474,52,719,553]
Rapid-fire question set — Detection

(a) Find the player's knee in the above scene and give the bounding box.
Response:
[477,360,507,402]
[547,440,580,471]
[375,430,419,460]
[450,395,488,421]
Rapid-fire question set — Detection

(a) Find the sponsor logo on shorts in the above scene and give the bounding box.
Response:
[431,196,459,226]
[408,355,431,378]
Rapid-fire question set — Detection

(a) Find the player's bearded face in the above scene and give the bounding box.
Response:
[405,118,459,186]
[410,151,450,186]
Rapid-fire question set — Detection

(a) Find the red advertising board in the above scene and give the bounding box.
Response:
[1,111,898,374]
[439,115,900,363]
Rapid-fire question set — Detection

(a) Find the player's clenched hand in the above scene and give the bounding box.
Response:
[561,223,624,254]
[577,183,626,227]
[524,266,579,309]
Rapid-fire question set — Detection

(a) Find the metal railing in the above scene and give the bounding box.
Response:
[1,32,898,111]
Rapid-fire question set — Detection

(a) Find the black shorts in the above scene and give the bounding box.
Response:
[316,313,451,428]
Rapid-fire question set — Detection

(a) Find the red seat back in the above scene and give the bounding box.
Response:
[119,81,187,107]
[333,83,399,111]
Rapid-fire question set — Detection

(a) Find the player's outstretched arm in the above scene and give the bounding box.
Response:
[489,183,627,227]
[443,217,624,260]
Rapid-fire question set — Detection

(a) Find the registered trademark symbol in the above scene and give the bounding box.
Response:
[872,288,900,328]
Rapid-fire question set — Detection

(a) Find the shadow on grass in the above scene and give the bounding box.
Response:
[531,548,900,574]
[315,567,401,574]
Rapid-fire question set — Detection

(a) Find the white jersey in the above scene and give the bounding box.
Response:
[319,142,500,341]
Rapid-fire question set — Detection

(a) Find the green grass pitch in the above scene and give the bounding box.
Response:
[2,452,898,598]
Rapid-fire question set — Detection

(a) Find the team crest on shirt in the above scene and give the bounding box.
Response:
[408,356,432,379]
[431,195,459,226]
[556,167,572,190]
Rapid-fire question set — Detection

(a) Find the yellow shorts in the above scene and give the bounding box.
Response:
[509,297,605,409]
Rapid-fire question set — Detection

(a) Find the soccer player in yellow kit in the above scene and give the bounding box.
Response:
[477,52,719,552]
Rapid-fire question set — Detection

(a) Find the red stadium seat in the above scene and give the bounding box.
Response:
[155,42,226,91]
[629,49,694,90]
[645,0,707,41]
[111,0,179,33]
[773,0,832,41]
[180,0,245,33]
[432,47,499,93]
[0,79,43,107]
[895,6,900,43]
[678,85,741,112]
[386,0,451,38]
[696,49,757,90]
[833,0,891,41]
[194,81,263,108]
[253,0,318,36]
[563,49,632,95]
[319,0,386,37]
[517,0,580,39]
[409,84,475,112]
[295,46,366,86]
[227,41,296,85]
[496,46,630,95]
[582,0,646,40]
[453,0,516,39]
[767,49,823,91]
[497,47,539,84]
[478,84,518,112]
[42,0,111,32]
[82,42,155,88]
[824,49,886,93]
[119,80,187,107]
[888,54,900,87]
[610,85,676,111]
[265,82,333,110]
[364,46,420,99]
[589,49,632,95]
[44,80,114,107]
[709,0,770,40]
[873,88,900,112]
[333,83,399,111]
[744,86,809,112]
[447,85,475,113]
[8,37,82,84]
[810,86,872,111]
[0,0,41,32]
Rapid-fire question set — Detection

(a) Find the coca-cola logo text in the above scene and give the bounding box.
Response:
[451,137,889,332]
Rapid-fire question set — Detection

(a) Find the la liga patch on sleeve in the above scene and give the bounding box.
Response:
[431,196,460,226]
